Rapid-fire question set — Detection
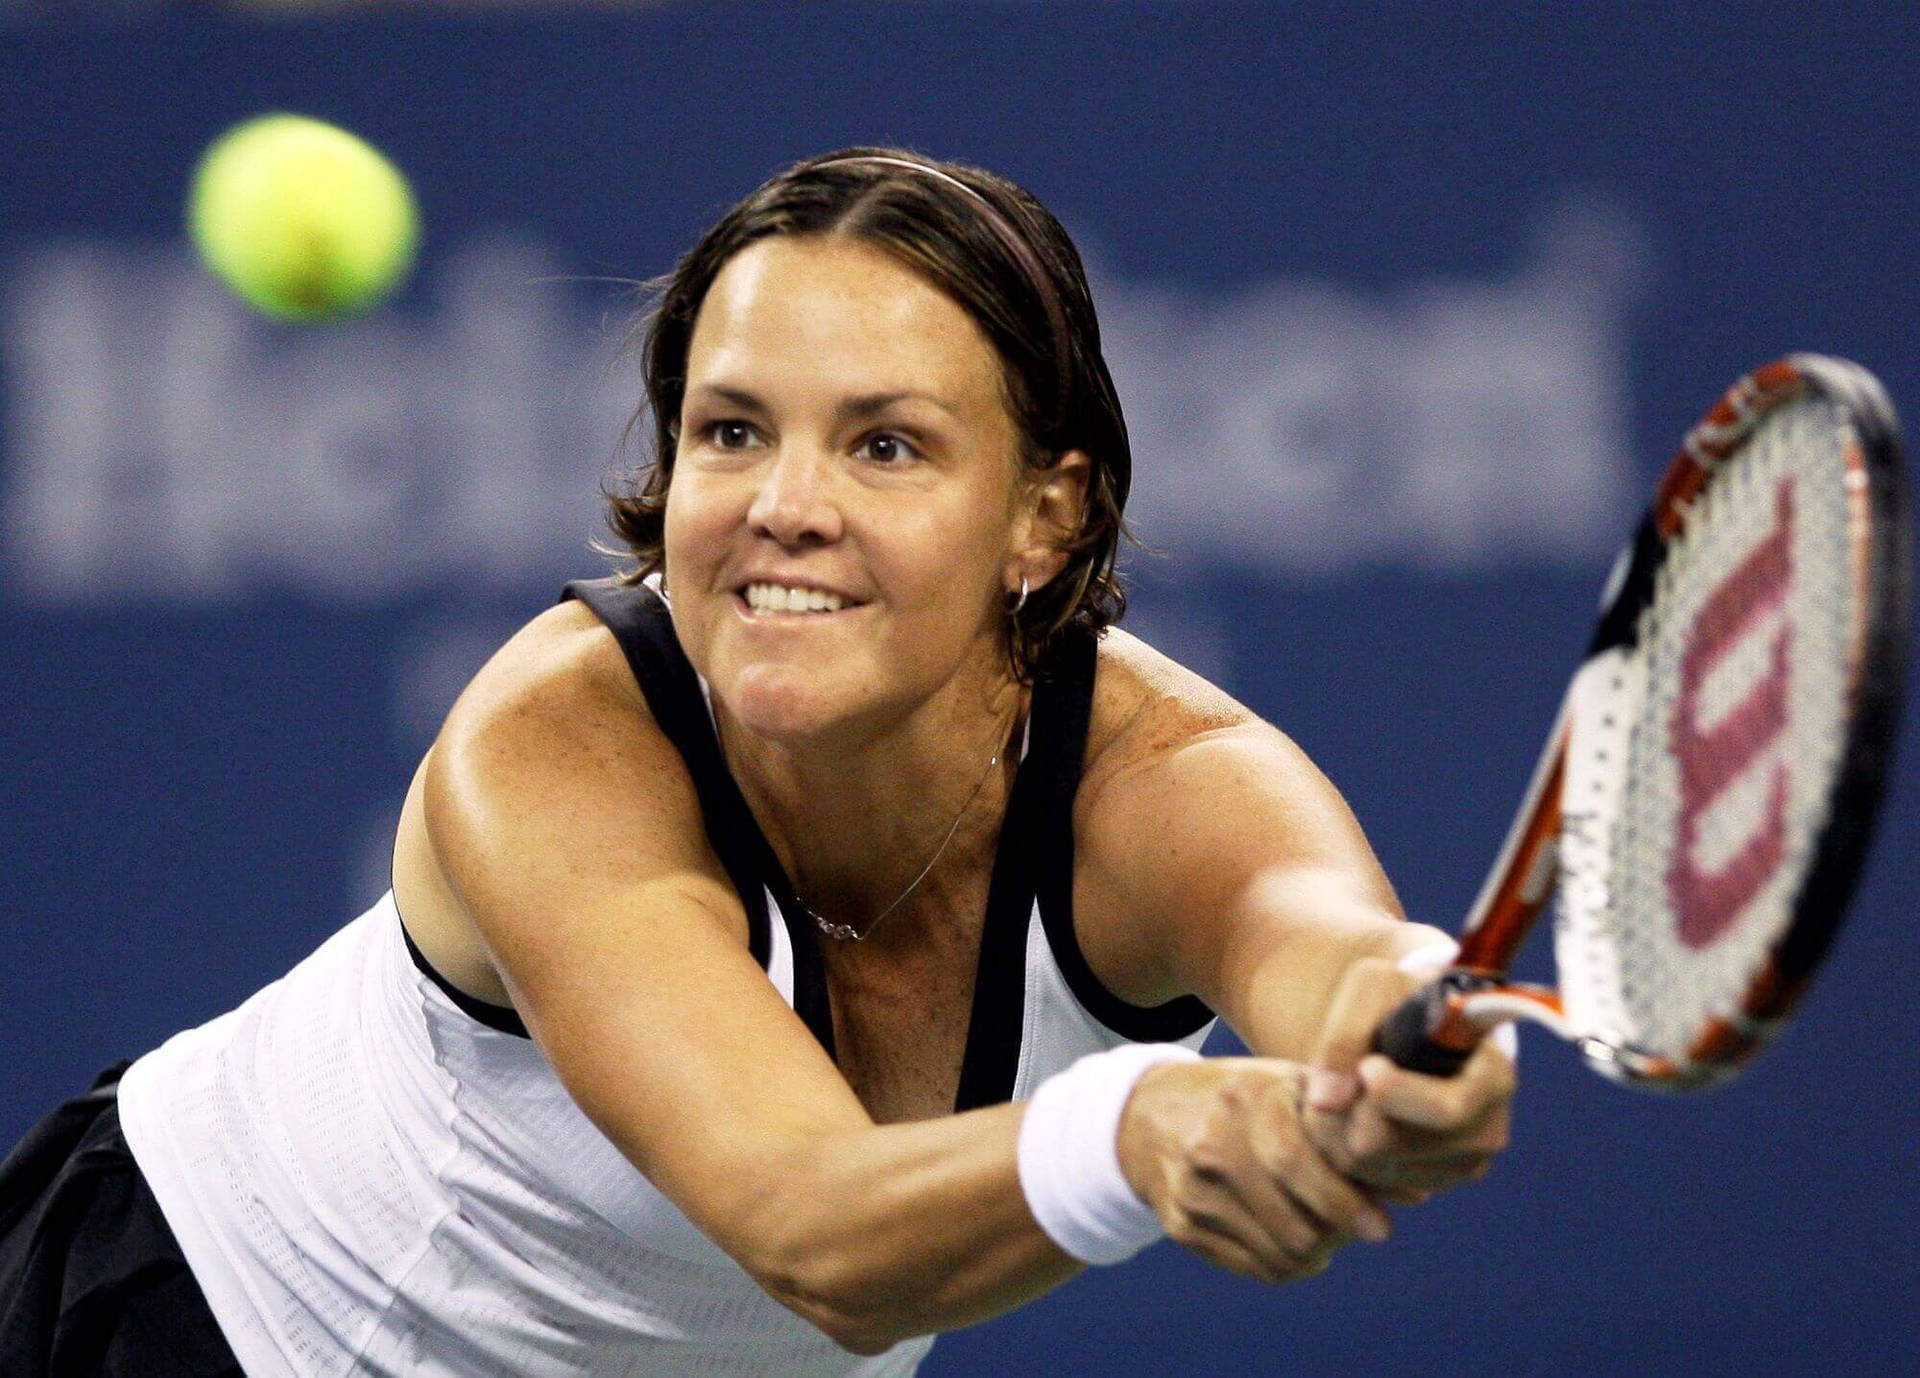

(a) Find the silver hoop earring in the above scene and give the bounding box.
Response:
[1009,575,1029,617]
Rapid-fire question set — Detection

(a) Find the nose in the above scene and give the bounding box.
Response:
[746,442,844,549]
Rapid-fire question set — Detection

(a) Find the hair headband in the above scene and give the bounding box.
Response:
[814,154,1072,424]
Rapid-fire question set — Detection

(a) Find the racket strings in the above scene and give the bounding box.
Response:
[1561,398,1861,1068]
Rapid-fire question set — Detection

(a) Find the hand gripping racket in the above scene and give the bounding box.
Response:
[1375,355,1909,1089]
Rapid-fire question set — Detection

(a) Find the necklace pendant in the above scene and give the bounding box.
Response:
[797,732,1009,947]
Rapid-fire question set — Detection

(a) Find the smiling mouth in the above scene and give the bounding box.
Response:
[738,581,862,616]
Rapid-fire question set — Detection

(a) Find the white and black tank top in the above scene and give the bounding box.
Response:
[117,579,1214,1377]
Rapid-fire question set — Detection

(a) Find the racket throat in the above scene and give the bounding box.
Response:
[1454,981,1570,1040]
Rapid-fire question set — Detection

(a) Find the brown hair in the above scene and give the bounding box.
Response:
[604,146,1134,680]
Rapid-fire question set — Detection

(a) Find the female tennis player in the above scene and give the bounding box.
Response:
[0,149,1513,1376]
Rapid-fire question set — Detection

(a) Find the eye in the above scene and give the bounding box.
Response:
[856,431,922,465]
[707,420,760,450]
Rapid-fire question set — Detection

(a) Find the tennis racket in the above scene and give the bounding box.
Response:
[1375,354,1909,1089]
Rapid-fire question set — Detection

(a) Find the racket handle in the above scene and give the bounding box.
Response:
[1370,971,1494,1076]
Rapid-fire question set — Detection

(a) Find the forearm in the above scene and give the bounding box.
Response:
[546,1005,1082,1352]
[737,1103,1080,1352]
[1213,871,1452,1060]
[499,917,1082,1352]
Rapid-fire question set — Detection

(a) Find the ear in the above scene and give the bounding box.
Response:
[1007,449,1091,596]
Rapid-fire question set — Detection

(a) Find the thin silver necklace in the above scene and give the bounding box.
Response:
[805,719,1015,942]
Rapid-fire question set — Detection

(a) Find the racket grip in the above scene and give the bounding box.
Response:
[1370,971,1492,1077]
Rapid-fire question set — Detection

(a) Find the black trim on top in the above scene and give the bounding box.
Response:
[562,578,833,1057]
[1030,630,1215,1043]
[563,579,773,972]
[949,697,1053,1113]
[399,916,530,1037]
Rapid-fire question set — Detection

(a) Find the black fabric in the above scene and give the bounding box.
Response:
[562,579,777,975]
[399,918,530,1037]
[560,579,818,1043]
[1029,631,1216,1042]
[0,1065,242,1378]
[950,676,1056,1110]
[950,629,1119,1109]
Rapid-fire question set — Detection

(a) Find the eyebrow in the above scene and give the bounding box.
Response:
[840,390,962,423]
[687,384,961,424]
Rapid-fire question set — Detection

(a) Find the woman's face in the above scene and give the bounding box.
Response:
[663,234,1039,743]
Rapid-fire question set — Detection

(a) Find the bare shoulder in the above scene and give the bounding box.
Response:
[1081,626,1277,814]
[1080,624,1380,865]
[421,596,678,866]
[397,596,742,1004]
[440,597,644,739]
[1073,626,1398,1009]
[423,595,712,882]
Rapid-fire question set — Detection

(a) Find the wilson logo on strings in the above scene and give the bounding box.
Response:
[1667,479,1795,948]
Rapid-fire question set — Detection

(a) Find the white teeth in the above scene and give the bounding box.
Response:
[745,582,847,614]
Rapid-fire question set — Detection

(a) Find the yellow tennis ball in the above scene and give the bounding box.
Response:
[188,114,418,322]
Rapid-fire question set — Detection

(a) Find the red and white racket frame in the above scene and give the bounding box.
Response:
[1374,355,1909,1089]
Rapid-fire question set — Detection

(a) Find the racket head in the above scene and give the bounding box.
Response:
[1554,355,1908,1089]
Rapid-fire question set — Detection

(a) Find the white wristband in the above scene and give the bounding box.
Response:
[1016,1043,1201,1266]
[1394,936,1519,1062]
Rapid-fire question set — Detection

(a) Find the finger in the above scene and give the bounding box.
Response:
[1164,1206,1290,1285]
[1356,1043,1516,1132]
[1366,1185,1432,1207]
[1282,1153,1391,1244]
[1302,959,1421,1169]
[1169,1179,1331,1282]
[1303,1067,1361,1114]
[1342,1100,1504,1177]
[1351,1153,1498,1192]
[1165,1125,1323,1268]
[1307,957,1413,1078]
[1331,1107,1498,1194]
[1220,1171,1342,1261]
[1246,1103,1389,1242]
[1339,1096,1398,1162]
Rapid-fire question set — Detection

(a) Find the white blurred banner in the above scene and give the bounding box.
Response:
[1,196,1643,603]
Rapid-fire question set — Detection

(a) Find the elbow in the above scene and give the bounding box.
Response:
[825,1321,908,1359]
[750,1246,917,1356]
[728,1143,933,1355]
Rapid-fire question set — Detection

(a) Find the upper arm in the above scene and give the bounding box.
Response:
[420,606,871,1256]
[1075,636,1442,1060]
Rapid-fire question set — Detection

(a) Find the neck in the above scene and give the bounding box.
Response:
[714,654,1027,935]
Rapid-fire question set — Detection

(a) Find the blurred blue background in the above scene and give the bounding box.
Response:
[3,2,1916,1373]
